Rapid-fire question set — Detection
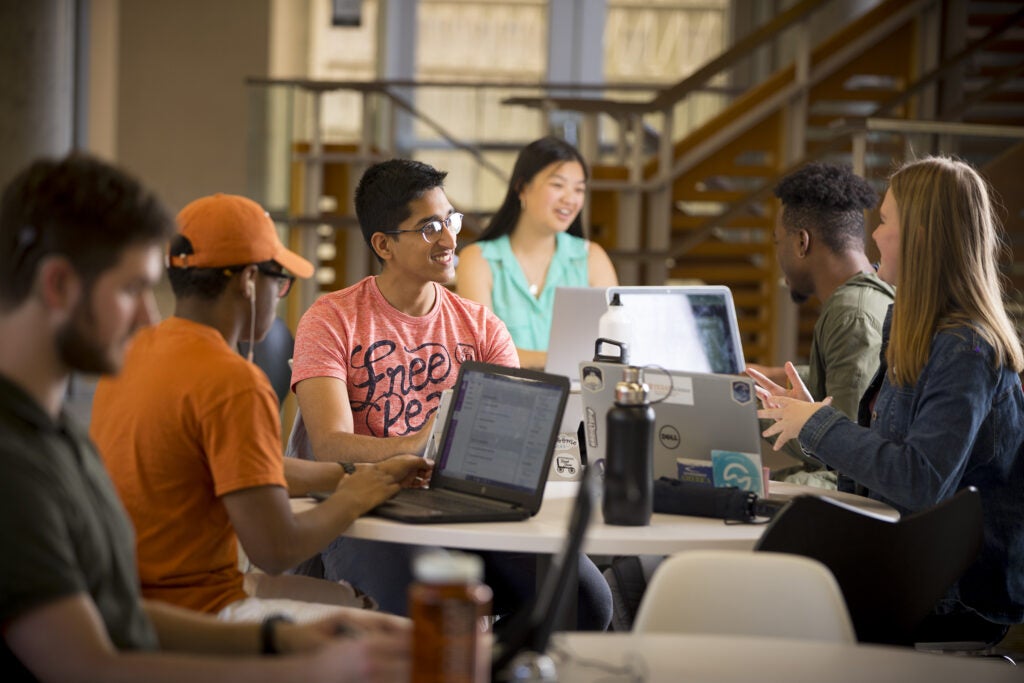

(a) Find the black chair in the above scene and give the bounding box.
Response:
[238,316,295,407]
[754,487,983,646]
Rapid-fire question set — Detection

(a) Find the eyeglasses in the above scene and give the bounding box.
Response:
[383,212,463,243]
[256,263,295,298]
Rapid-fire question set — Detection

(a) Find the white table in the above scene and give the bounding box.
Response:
[293,482,897,629]
[293,480,897,555]
[548,633,1019,682]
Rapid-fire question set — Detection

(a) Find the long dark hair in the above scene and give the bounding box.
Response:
[475,136,589,242]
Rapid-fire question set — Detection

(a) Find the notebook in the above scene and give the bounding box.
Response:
[491,465,595,679]
[544,286,610,386]
[578,363,762,480]
[370,361,570,524]
[606,285,746,374]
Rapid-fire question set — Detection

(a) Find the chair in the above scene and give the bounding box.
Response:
[238,316,294,407]
[754,488,983,646]
[631,549,856,643]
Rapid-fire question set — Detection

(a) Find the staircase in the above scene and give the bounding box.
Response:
[950,1,1024,314]
[583,0,1024,365]
[259,0,1024,355]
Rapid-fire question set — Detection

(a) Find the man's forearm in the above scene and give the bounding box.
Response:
[283,458,342,496]
[312,430,426,464]
[144,600,259,655]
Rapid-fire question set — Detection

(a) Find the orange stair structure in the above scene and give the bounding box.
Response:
[518,0,1024,365]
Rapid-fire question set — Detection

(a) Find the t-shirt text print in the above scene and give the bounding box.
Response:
[350,339,479,437]
[290,277,519,440]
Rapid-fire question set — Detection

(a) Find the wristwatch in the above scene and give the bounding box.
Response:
[260,614,294,655]
[339,461,356,475]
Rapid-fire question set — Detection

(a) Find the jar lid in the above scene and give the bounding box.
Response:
[413,550,484,583]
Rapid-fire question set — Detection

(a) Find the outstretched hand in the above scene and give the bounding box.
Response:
[744,362,786,386]
[757,395,832,450]
[746,361,814,407]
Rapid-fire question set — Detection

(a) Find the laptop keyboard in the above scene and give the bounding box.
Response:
[391,489,506,514]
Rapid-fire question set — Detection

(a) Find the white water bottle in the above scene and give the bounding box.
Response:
[598,293,632,361]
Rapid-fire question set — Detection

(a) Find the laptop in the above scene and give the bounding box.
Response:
[491,464,595,679]
[579,364,762,480]
[544,287,610,387]
[370,361,570,524]
[421,388,453,462]
[606,285,746,374]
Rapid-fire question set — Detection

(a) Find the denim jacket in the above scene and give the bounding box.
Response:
[799,306,1024,623]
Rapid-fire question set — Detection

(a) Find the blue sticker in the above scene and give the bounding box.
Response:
[712,450,764,496]
[731,380,752,405]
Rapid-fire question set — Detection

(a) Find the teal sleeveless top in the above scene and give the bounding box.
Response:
[477,232,589,351]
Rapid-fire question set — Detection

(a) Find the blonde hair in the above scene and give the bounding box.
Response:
[886,156,1023,386]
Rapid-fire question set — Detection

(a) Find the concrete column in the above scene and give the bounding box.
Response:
[376,0,417,154]
[546,0,605,143]
[0,0,76,188]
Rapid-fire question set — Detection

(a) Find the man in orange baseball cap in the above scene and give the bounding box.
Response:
[91,192,431,625]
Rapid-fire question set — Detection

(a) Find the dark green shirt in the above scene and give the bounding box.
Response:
[778,272,895,470]
[0,374,158,680]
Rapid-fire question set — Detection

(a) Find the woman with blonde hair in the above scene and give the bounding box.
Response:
[751,156,1024,643]
[456,136,618,369]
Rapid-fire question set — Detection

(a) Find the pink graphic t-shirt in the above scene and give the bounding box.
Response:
[291,276,518,438]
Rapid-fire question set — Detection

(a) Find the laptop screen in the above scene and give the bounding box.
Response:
[544,287,609,383]
[435,366,567,493]
[608,285,745,374]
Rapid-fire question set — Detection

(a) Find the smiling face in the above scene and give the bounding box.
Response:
[55,242,163,374]
[874,189,901,285]
[517,160,586,235]
[379,186,458,286]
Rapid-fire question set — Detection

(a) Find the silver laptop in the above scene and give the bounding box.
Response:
[605,285,746,374]
[421,388,453,462]
[544,287,610,386]
[579,363,761,480]
[545,284,745,380]
[371,361,570,524]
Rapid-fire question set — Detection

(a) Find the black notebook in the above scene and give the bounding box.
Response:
[370,361,570,524]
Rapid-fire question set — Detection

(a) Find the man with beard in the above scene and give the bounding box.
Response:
[0,155,410,682]
[747,163,894,483]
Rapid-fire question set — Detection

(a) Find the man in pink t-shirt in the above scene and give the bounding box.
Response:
[291,160,517,462]
[288,160,611,629]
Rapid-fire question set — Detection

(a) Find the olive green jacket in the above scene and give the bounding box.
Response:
[777,271,895,471]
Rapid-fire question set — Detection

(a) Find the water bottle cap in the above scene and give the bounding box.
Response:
[413,550,483,583]
[615,366,649,405]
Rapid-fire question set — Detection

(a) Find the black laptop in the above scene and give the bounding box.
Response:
[370,361,570,524]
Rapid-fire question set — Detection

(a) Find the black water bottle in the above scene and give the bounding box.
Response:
[603,366,655,526]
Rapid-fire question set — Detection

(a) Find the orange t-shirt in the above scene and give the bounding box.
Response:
[91,317,287,613]
[291,276,519,438]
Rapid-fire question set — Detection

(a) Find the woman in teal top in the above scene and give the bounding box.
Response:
[456,137,618,369]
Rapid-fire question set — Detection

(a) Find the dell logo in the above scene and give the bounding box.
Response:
[658,425,681,449]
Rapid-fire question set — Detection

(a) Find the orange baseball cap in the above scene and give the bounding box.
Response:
[169,193,314,278]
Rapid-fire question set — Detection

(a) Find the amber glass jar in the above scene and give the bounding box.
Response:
[410,551,493,683]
